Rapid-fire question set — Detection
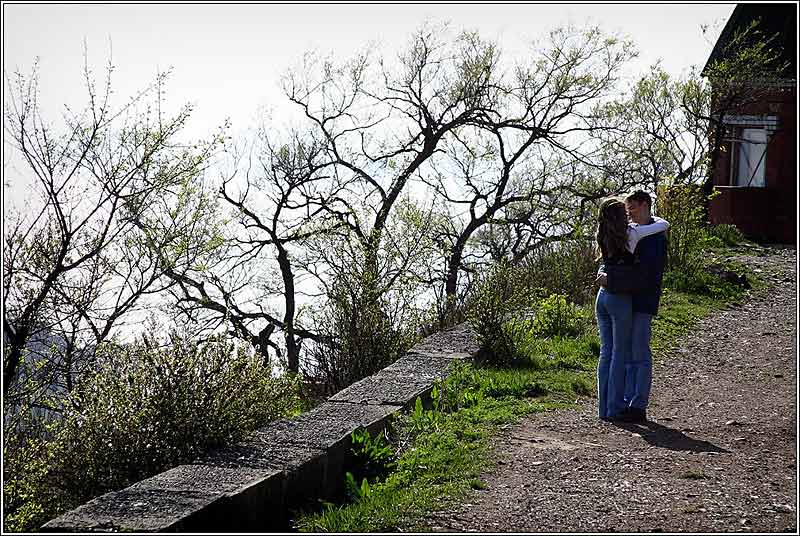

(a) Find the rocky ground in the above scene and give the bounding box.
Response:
[417,245,797,533]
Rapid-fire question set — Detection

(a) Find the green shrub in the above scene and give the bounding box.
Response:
[473,293,591,369]
[656,185,754,301]
[468,263,591,366]
[309,269,418,395]
[3,431,59,534]
[466,259,544,365]
[656,182,709,274]
[3,329,302,533]
[344,427,397,503]
[705,224,748,247]
[511,334,599,372]
[699,233,726,250]
[433,361,485,414]
[527,294,590,339]
[663,269,744,300]
[349,428,396,479]
[516,239,598,306]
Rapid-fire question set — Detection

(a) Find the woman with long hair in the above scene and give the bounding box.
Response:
[594,197,669,421]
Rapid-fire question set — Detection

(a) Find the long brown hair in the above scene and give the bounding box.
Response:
[595,197,629,260]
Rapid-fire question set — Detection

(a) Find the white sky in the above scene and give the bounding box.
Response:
[3,2,738,207]
[3,1,745,344]
[4,3,736,129]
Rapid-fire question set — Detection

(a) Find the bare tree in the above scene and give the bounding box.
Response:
[588,19,790,207]
[160,128,341,373]
[282,25,500,306]
[3,54,221,400]
[417,26,637,317]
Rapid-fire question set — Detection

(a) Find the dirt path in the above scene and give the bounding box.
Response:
[419,246,797,533]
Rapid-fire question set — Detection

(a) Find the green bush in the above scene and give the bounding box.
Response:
[516,239,598,306]
[433,361,485,414]
[527,294,590,339]
[511,334,599,372]
[656,182,709,274]
[349,428,396,478]
[475,293,590,369]
[705,224,748,247]
[699,233,726,250]
[656,185,753,301]
[309,269,417,395]
[3,329,303,532]
[344,427,397,503]
[466,259,543,365]
[663,269,744,300]
[2,431,58,534]
[467,253,591,366]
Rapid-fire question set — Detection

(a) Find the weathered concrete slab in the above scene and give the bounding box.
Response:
[41,464,283,533]
[329,367,435,409]
[385,353,459,380]
[255,402,400,447]
[410,323,480,357]
[197,437,328,511]
[41,487,220,533]
[199,436,325,473]
[148,465,284,531]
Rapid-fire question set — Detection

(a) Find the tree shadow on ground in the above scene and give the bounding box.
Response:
[613,420,732,453]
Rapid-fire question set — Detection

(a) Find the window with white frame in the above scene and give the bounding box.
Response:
[728,127,768,187]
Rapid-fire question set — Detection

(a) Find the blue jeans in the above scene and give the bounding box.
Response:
[595,288,632,419]
[624,312,653,410]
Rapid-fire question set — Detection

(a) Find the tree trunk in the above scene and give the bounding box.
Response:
[444,242,465,306]
[444,217,486,319]
[276,245,299,373]
[3,324,27,396]
[4,345,22,396]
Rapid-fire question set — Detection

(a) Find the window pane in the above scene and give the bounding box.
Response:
[736,128,767,187]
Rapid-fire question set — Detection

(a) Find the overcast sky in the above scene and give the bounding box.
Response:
[4,2,737,209]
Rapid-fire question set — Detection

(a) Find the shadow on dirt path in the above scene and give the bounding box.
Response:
[612,421,732,454]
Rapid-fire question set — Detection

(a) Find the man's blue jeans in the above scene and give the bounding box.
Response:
[625,312,653,410]
[595,288,631,419]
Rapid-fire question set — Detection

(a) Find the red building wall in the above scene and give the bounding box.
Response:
[709,84,797,243]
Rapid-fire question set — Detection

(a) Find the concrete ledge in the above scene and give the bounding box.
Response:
[257,401,401,448]
[410,323,480,357]
[385,353,463,379]
[330,353,467,408]
[198,437,328,515]
[42,465,283,532]
[329,367,435,408]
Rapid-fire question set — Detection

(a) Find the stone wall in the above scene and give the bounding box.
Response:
[41,323,479,532]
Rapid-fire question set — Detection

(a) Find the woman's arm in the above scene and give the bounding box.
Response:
[627,216,669,252]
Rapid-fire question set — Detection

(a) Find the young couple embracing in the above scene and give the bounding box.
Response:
[594,190,669,423]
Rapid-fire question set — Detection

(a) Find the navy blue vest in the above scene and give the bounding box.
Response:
[631,231,667,315]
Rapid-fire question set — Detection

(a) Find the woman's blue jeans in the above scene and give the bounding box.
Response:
[595,287,632,419]
[625,312,653,410]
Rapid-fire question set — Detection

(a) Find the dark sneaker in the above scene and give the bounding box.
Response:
[618,407,647,423]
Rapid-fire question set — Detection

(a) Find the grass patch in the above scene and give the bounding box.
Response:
[469,479,488,490]
[680,470,709,480]
[650,288,719,355]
